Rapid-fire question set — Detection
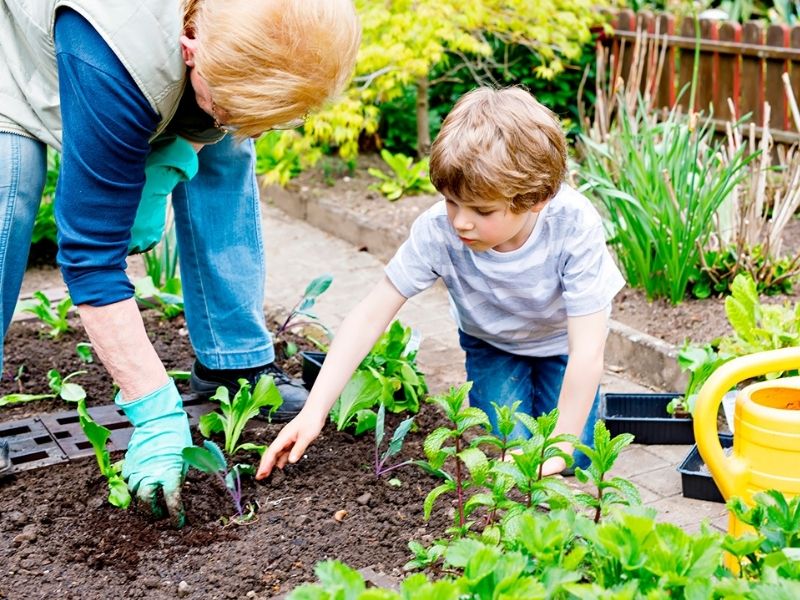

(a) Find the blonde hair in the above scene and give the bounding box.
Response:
[429,87,567,213]
[187,0,360,137]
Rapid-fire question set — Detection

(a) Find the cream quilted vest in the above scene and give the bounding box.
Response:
[0,0,186,150]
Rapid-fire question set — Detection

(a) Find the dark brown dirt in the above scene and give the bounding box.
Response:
[0,311,451,599]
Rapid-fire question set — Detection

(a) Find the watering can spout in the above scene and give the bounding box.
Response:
[693,346,800,505]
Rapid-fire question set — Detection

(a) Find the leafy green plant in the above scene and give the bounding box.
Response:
[276,274,333,356]
[75,397,131,509]
[135,219,184,320]
[332,320,427,434]
[31,149,60,248]
[75,342,94,364]
[0,369,86,406]
[374,403,415,477]
[182,440,256,523]
[199,376,282,456]
[573,421,641,522]
[255,130,321,187]
[368,149,436,201]
[578,97,753,304]
[16,291,72,338]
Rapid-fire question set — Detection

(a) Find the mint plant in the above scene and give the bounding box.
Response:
[573,421,640,522]
[368,149,436,201]
[75,397,131,508]
[275,274,333,356]
[16,291,72,338]
[374,403,415,478]
[199,376,282,456]
[182,440,256,523]
[0,369,86,406]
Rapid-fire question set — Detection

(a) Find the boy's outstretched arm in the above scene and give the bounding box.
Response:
[541,309,609,476]
[257,276,408,479]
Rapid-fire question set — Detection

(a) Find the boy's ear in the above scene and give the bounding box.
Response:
[179,34,199,67]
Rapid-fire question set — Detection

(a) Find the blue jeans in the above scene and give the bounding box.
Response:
[459,330,600,470]
[0,132,273,376]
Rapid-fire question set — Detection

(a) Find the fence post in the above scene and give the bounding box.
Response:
[656,13,677,109]
[717,21,742,121]
[740,21,765,126]
[678,16,698,111]
[792,26,800,133]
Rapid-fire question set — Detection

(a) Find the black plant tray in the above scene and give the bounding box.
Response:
[300,351,326,390]
[602,392,693,445]
[677,433,734,503]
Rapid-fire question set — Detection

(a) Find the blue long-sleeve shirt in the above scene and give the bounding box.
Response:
[54,8,159,306]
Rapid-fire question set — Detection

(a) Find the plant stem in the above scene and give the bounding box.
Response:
[594,474,604,524]
[454,435,465,528]
[377,460,413,477]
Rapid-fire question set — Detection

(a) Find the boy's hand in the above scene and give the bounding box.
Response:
[256,410,325,479]
[540,456,568,477]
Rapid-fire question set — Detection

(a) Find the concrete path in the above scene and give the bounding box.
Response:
[259,203,729,534]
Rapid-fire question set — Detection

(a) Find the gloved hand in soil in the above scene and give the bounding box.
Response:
[128,135,198,255]
[116,379,192,527]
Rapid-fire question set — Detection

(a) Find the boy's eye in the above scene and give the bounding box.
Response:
[476,209,495,216]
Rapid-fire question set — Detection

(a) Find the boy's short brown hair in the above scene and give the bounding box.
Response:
[188,0,360,137]
[429,87,567,213]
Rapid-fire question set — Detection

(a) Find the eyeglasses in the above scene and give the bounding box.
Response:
[211,100,306,134]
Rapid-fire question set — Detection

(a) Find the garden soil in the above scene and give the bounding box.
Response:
[287,155,800,348]
[0,312,450,599]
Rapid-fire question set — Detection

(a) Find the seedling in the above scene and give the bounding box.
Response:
[182,440,256,523]
[0,369,86,406]
[199,376,282,456]
[665,395,692,418]
[75,397,131,508]
[573,421,641,522]
[275,274,333,355]
[374,403,415,478]
[368,149,436,201]
[16,291,72,338]
[134,275,184,320]
[75,342,94,364]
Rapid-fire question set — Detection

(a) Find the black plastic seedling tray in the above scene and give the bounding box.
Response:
[602,392,694,445]
[300,351,326,389]
[677,433,734,503]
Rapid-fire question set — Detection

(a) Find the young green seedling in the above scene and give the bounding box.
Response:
[0,369,86,406]
[275,274,333,356]
[199,376,282,456]
[75,397,131,508]
[374,402,415,477]
[182,440,256,523]
[573,420,640,522]
[75,342,94,364]
[134,275,184,320]
[16,291,72,338]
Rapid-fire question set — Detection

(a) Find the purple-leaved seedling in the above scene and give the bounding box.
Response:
[374,402,415,478]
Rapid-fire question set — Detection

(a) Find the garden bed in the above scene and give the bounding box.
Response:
[0,311,449,599]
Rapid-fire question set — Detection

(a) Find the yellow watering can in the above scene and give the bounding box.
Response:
[693,346,800,537]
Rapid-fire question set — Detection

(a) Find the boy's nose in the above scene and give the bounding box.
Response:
[453,212,473,231]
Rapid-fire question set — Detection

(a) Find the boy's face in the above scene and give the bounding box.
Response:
[445,195,543,253]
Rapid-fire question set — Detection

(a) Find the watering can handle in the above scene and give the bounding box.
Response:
[693,346,800,500]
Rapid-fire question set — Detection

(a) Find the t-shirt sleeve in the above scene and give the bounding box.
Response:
[384,210,441,298]
[560,219,626,316]
[54,9,159,306]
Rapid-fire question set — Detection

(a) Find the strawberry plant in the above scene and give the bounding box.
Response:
[199,376,282,456]
[368,149,436,201]
[75,397,131,508]
[182,440,256,523]
[16,291,72,338]
[0,369,86,406]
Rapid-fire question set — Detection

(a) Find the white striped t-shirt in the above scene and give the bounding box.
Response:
[384,184,626,356]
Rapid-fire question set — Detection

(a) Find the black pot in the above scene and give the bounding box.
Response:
[300,351,326,390]
[677,433,734,503]
[602,392,694,445]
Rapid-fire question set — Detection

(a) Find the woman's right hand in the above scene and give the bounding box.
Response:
[256,409,325,479]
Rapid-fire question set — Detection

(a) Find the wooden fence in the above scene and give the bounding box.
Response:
[608,9,800,142]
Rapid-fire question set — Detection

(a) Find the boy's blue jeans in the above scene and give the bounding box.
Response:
[0,132,274,377]
[459,330,600,470]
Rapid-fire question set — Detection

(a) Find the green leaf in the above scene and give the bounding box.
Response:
[423,482,455,521]
[0,393,55,406]
[334,371,382,431]
[107,477,132,509]
[59,382,86,403]
[182,444,226,474]
[382,415,415,461]
[303,274,333,298]
[199,412,225,438]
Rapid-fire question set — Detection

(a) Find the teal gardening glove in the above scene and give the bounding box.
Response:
[116,379,193,527]
[128,135,199,255]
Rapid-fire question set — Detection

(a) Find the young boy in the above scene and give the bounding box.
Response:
[257,87,624,480]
